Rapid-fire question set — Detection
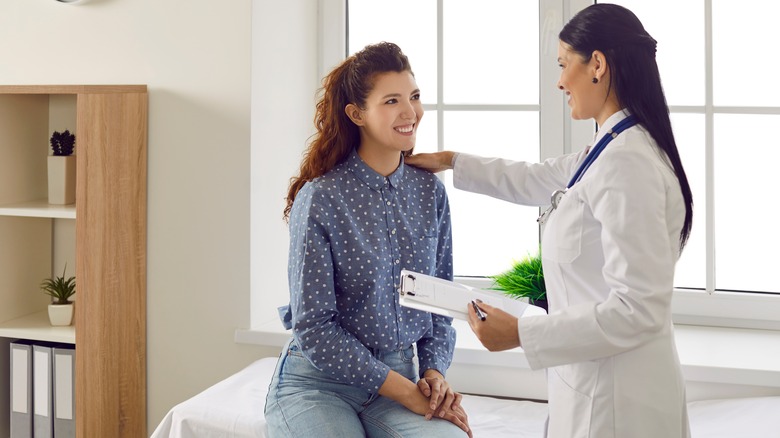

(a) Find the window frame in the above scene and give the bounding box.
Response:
[313,0,780,331]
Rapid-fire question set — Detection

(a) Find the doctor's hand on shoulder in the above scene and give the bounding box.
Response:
[404,151,456,174]
[467,301,522,351]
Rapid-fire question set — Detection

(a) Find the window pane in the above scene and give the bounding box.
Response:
[671,114,705,289]
[442,0,538,105]
[604,0,704,106]
[713,1,780,106]
[348,0,438,103]
[714,114,780,292]
[443,111,540,275]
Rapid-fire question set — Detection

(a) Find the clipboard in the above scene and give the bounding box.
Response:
[398,269,543,320]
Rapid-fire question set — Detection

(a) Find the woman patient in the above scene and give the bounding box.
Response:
[263,41,471,438]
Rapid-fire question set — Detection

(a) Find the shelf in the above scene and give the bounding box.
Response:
[0,84,148,437]
[0,199,76,219]
[0,310,75,344]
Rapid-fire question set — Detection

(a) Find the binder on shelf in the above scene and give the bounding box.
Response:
[398,269,546,320]
[53,345,76,438]
[33,343,54,438]
[10,340,33,438]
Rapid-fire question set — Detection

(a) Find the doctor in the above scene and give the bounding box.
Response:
[406,4,693,438]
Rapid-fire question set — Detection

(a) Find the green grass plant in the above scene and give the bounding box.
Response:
[491,249,545,301]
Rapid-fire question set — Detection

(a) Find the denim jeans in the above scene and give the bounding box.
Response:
[264,337,466,438]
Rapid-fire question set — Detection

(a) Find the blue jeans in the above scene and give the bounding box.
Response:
[264,338,466,438]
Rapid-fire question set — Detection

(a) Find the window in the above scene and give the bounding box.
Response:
[606,0,780,295]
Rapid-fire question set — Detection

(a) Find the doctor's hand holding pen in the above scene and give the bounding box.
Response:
[466,300,522,352]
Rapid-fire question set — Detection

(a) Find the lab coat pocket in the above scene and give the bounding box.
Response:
[548,362,598,437]
[545,193,584,264]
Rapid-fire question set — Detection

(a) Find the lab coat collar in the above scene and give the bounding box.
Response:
[593,109,632,146]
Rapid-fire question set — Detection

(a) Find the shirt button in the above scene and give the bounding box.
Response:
[391,229,396,234]
[395,259,400,264]
[386,201,391,206]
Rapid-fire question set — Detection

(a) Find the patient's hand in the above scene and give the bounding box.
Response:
[405,151,456,174]
[408,388,471,437]
[418,369,471,437]
[379,370,471,436]
[418,369,461,417]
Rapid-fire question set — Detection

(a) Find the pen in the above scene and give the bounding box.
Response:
[472,300,487,321]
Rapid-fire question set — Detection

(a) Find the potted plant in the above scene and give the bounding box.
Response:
[490,248,547,312]
[40,264,76,326]
[47,129,76,205]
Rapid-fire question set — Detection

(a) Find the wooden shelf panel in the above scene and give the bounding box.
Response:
[0,310,75,344]
[0,200,76,219]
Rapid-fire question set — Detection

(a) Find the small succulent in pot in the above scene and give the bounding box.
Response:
[50,129,76,156]
[41,264,76,305]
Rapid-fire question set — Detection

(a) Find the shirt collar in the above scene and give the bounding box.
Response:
[345,149,405,191]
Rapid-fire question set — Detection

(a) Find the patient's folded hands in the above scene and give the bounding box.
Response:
[419,369,472,437]
[379,368,472,436]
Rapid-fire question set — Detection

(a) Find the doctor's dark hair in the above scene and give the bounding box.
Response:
[560,4,693,250]
[283,41,414,221]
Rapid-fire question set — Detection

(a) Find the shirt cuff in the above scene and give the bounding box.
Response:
[419,356,449,379]
[369,359,392,393]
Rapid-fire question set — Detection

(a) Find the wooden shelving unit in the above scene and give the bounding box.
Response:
[0,85,147,438]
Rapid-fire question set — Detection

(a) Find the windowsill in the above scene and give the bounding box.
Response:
[235,318,533,367]
[236,318,780,392]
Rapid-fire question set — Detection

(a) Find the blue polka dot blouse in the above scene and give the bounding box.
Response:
[278,150,456,393]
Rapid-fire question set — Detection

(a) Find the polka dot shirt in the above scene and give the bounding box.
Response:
[278,150,456,393]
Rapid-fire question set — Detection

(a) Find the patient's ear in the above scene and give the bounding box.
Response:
[345,104,365,126]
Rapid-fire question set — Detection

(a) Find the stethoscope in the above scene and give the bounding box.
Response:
[537,115,638,225]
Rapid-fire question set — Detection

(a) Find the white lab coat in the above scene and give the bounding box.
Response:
[454,111,690,438]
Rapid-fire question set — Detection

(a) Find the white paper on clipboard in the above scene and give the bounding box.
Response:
[398,269,545,320]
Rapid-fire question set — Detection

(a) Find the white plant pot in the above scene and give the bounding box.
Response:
[47,155,76,205]
[48,303,74,326]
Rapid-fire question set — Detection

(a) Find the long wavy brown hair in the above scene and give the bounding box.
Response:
[283,42,413,221]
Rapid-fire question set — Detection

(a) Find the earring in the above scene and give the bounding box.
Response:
[592,77,599,84]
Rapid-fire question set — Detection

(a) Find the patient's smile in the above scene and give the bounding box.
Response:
[395,124,414,134]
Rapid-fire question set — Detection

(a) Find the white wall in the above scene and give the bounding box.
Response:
[0,0,284,433]
[250,1,319,326]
